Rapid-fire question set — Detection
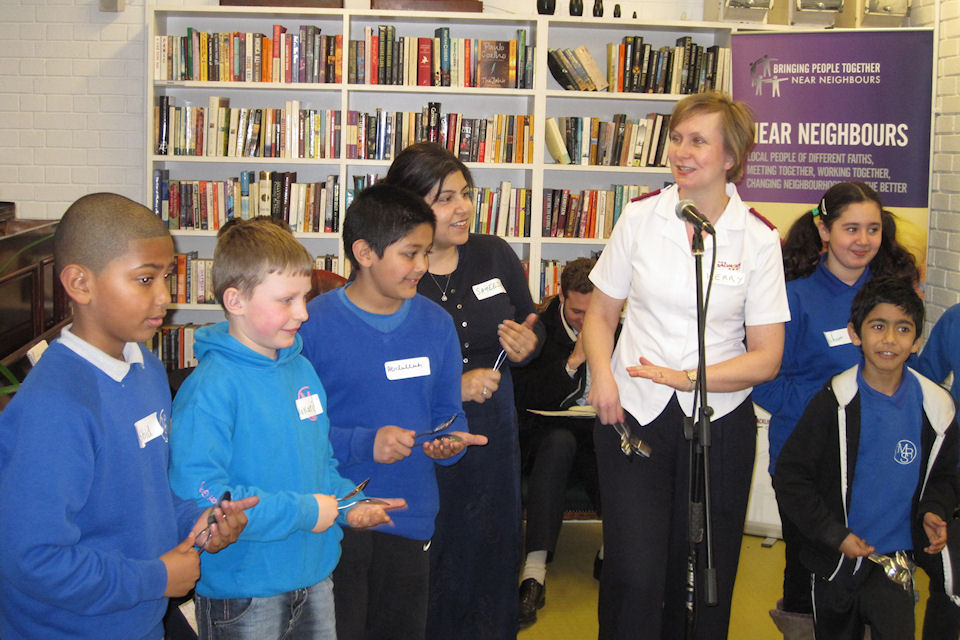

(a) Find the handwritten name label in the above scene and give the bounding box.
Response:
[385,356,431,380]
[713,261,744,287]
[473,278,506,300]
[296,392,324,421]
[134,412,165,448]
[823,328,852,348]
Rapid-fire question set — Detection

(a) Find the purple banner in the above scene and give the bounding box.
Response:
[731,30,932,208]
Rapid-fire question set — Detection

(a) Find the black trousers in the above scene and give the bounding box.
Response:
[333,528,430,640]
[922,515,960,640]
[522,415,601,557]
[595,395,757,640]
[778,500,814,613]
[813,561,914,640]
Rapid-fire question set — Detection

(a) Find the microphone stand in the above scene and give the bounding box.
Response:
[684,224,717,639]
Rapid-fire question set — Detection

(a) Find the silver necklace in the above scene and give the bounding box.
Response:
[429,272,452,302]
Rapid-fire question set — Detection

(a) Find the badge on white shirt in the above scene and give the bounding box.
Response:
[473,278,506,300]
[296,393,324,420]
[712,261,745,287]
[385,356,431,380]
[823,328,852,348]
[134,412,166,448]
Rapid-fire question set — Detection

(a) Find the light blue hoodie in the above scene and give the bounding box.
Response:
[169,322,359,599]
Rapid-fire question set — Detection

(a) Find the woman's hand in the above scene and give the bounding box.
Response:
[499,313,539,363]
[462,368,501,403]
[626,357,693,392]
[589,368,624,426]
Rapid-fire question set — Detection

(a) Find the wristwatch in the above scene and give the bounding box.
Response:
[684,368,697,392]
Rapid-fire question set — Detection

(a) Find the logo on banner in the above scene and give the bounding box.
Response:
[749,54,785,98]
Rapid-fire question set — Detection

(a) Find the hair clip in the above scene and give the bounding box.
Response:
[810,206,820,219]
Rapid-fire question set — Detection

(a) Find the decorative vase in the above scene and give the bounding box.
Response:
[569,0,583,16]
[537,0,556,14]
[592,0,603,16]
[613,3,620,16]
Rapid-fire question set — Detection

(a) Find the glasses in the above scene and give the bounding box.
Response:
[194,490,231,554]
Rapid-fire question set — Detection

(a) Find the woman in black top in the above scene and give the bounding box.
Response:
[384,142,544,640]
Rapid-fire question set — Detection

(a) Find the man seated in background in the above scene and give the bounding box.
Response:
[513,257,603,629]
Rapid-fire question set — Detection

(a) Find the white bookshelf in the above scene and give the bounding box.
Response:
[145,5,779,319]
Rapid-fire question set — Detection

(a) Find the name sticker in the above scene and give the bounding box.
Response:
[385,356,431,380]
[823,328,852,348]
[712,261,745,287]
[296,393,324,421]
[473,278,506,300]
[134,412,165,448]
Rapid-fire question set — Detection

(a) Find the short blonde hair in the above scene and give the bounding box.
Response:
[212,218,313,304]
[670,91,756,184]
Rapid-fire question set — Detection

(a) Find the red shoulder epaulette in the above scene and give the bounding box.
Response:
[630,188,661,203]
[749,207,777,231]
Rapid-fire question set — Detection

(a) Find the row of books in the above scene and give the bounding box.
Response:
[347,26,533,89]
[155,96,341,160]
[472,182,532,238]
[164,249,344,309]
[346,104,534,164]
[546,46,609,92]
[152,170,341,233]
[542,184,652,239]
[149,324,204,371]
[605,37,730,95]
[545,113,671,168]
[153,26,343,84]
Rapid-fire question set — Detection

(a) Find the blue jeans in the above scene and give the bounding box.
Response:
[196,578,337,640]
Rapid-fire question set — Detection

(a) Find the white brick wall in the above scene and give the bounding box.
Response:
[917,0,960,333]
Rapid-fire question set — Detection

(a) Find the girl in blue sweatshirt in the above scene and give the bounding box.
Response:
[753,181,919,618]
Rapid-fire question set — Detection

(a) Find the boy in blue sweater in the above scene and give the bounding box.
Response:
[168,218,403,640]
[299,183,487,640]
[0,193,255,640]
[774,276,958,639]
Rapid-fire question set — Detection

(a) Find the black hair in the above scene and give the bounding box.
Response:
[848,276,924,341]
[55,193,169,276]
[560,257,596,296]
[781,181,919,283]
[342,182,437,275]
[383,142,475,202]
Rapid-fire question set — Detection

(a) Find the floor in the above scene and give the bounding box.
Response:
[517,521,931,640]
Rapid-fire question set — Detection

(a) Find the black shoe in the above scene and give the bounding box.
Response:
[593,551,602,580]
[517,578,545,629]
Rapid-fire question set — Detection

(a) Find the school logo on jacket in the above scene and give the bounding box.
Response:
[894,439,917,465]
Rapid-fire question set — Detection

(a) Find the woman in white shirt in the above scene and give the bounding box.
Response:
[583,91,789,640]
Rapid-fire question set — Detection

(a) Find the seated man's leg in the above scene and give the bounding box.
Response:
[519,419,578,628]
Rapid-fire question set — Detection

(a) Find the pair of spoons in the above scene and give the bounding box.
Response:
[612,421,652,458]
[868,551,915,592]
[336,478,388,510]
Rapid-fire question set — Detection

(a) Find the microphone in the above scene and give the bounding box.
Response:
[675,200,716,235]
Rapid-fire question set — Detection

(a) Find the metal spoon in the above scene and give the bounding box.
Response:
[413,414,458,440]
[337,497,390,510]
[337,478,370,503]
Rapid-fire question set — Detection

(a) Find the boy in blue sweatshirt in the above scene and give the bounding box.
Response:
[0,193,254,640]
[168,218,403,640]
[774,276,958,639]
[299,183,487,640]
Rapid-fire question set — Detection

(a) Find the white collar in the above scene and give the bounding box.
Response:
[59,324,145,382]
[559,300,578,342]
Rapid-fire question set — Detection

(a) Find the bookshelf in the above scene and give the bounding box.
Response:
[145,5,779,316]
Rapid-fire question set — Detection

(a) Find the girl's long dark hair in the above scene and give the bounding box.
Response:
[781,181,919,283]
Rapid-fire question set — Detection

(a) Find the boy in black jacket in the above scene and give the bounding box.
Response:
[774,276,958,639]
